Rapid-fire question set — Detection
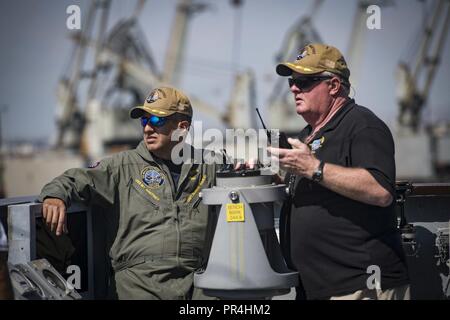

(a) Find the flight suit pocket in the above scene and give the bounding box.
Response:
[128,178,160,212]
[189,202,210,255]
[126,178,165,255]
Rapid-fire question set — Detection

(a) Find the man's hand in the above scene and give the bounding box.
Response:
[268,137,320,179]
[233,158,256,170]
[42,198,67,236]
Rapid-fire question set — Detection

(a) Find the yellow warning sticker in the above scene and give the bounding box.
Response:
[226,203,245,222]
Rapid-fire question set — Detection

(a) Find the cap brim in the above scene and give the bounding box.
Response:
[129,106,176,119]
[276,62,324,77]
[276,63,294,76]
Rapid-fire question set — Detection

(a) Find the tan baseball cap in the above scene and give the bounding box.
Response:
[276,43,350,81]
[129,86,193,119]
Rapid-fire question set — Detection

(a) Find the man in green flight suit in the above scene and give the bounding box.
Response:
[39,86,219,299]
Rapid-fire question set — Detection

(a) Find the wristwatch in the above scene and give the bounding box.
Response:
[312,160,325,182]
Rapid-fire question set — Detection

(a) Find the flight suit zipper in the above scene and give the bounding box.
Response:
[175,204,181,267]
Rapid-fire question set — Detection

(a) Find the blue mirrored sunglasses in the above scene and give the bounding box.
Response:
[140,115,168,127]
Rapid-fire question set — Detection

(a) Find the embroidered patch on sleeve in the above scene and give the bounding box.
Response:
[88,161,100,168]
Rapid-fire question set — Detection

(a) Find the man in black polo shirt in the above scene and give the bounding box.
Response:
[269,43,410,300]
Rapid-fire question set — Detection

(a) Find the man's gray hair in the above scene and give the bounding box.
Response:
[320,71,351,94]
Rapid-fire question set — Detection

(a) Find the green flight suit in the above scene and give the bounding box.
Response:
[39,141,218,299]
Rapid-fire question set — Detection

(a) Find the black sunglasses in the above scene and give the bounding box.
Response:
[288,76,332,91]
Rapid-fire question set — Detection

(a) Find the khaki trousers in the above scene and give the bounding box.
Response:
[329,284,410,300]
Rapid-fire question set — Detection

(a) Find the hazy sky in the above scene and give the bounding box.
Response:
[0,0,449,143]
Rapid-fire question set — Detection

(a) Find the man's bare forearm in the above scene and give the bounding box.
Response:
[320,163,393,207]
[269,139,394,207]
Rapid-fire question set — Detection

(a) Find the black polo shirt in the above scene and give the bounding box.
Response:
[284,99,409,299]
